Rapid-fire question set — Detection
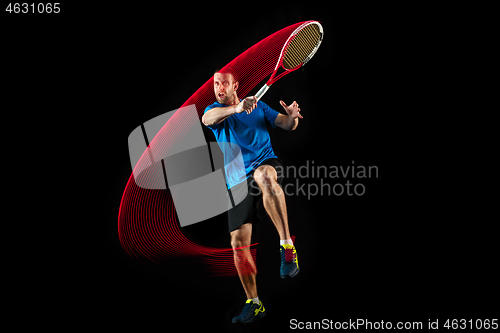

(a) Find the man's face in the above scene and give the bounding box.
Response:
[214,72,238,105]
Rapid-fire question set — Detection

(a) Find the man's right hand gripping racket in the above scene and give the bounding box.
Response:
[254,20,324,101]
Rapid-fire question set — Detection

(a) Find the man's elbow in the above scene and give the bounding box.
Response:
[201,114,210,126]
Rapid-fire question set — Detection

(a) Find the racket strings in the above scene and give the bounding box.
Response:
[283,24,321,70]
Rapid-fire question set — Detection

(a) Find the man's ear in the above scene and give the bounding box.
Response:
[234,81,239,91]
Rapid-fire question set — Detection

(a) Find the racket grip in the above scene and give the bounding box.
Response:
[255,84,271,101]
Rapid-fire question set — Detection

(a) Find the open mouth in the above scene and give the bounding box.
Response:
[218,92,225,99]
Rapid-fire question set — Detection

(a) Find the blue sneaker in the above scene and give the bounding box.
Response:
[232,299,266,324]
[280,243,299,278]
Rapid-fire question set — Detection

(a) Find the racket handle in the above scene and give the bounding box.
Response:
[255,84,271,101]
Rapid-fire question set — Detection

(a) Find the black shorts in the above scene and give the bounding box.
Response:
[227,158,284,233]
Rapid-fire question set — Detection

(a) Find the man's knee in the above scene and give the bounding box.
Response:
[254,165,277,187]
[231,235,246,250]
[254,165,283,196]
[230,227,251,250]
[230,228,256,275]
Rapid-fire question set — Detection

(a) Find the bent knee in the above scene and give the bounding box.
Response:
[254,165,277,186]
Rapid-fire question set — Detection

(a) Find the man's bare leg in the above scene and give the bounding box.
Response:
[254,164,299,278]
[230,223,257,299]
[253,165,290,240]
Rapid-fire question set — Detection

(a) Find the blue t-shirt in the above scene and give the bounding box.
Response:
[204,100,279,189]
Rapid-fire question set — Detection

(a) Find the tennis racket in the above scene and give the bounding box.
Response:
[254,20,324,101]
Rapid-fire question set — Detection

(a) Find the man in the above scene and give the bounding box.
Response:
[202,68,302,324]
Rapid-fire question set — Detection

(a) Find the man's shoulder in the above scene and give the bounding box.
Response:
[256,100,273,110]
[256,100,268,108]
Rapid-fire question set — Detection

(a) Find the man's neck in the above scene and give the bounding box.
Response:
[227,94,239,106]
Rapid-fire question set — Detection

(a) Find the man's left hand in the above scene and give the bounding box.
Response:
[280,100,303,119]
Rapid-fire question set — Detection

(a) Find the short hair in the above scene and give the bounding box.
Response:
[214,66,238,82]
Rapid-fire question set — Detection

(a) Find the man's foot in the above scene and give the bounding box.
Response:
[280,243,299,278]
[232,299,266,324]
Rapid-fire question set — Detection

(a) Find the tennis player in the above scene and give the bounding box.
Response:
[202,68,302,324]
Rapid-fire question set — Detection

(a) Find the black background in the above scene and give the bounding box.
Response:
[3,2,497,331]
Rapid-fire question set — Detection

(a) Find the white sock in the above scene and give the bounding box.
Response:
[251,297,260,304]
[280,238,293,246]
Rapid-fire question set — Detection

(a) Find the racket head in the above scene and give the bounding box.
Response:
[282,21,323,70]
[266,21,323,85]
